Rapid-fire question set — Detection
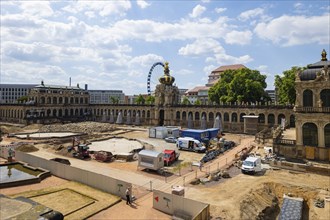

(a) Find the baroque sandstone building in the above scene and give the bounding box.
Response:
[294,50,330,160]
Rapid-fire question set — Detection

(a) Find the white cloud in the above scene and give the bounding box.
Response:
[107,17,229,42]
[189,4,206,18]
[214,53,253,65]
[256,65,268,72]
[2,41,59,62]
[224,30,252,45]
[136,0,151,9]
[254,14,330,46]
[239,8,264,21]
[179,38,253,65]
[19,1,54,17]
[62,1,131,17]
[215,8,227,14]
[129,54,164,67]
[294,3,303,9]
[178,38,225,56]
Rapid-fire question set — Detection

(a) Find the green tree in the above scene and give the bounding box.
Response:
[195,99,201,105]
[208,68,270,104]
[109,96,119,104]
[17,96,29,103]
[135,94,145,104]
[145,95,155,104]
[275,66,301,105]
[181,96,191,105]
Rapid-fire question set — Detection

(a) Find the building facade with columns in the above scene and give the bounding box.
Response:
[295,50,330,159]
[273,50,330,161]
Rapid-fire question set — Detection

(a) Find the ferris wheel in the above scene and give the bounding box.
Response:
[147,62,165,95]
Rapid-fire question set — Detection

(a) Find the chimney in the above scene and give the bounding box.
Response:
[85,84,88,90]
[69,77,71,87]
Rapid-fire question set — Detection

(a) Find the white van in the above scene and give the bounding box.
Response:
[241,157,262,174]
[176,137,206,153]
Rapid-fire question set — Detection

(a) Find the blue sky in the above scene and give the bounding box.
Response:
[1,0,329,95]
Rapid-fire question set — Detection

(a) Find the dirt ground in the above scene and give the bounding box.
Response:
[1,122,330,219]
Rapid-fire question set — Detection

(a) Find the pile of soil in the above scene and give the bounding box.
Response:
[16,144,39,152]
[0,125,21,134]
[240,182,319,220]
[38,122,116,134]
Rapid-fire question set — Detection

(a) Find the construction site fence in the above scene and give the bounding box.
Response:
[131,181,152,201]
[270,160,330,176]
[153,190,210,220]
[166,143,254,189]
[14,151,132,199]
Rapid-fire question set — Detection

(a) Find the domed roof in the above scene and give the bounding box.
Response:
[159,62,175,85]
[300,49,330,81]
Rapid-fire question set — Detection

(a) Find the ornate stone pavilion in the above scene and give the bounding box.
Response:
[274,50,330,161]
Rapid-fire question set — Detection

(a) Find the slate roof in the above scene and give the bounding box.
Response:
[210,64,247,75]
[300,50,330,81]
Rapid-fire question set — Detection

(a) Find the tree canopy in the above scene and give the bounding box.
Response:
[145,95,155,104]
[135,94,145,104]
[109,96,119,104]
[181,96,191,105]
[194,99,201,105]
[274,66,301,105]
[208,68,270,104]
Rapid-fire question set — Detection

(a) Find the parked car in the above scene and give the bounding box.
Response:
[164,136,177,143]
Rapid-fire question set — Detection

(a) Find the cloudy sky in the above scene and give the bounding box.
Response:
[1,1,329,95]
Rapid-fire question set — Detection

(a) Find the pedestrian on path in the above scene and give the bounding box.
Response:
[126,187,131,205]
[199,161,203,171]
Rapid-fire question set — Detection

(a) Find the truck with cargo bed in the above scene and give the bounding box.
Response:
[163,149,180,166]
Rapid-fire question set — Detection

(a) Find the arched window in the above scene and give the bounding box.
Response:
[201,112,207,121]
[232,113,238,122]
[290,115,295,127]
[278,114,285,125]
[302,123,318,146]
[320,89,330,107]
[324,124,330,148]
[176,111,180,120]
[268,114,275,125]
[195,112,200,120]
[258,114,265,123]
[224,113,229,122]
[58,109,62,117]
[147,110,150,118]
[303,89,313,107]
[240,113,246,122]
[182,112,187,120]
[209,112,214,121]
[53,97,57,104]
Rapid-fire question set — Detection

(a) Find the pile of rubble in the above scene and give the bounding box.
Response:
[38,122,116,134]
